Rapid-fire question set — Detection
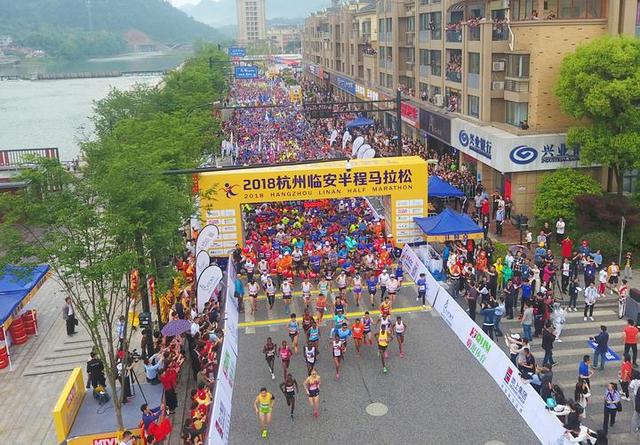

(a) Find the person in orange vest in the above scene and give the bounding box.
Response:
[449,262,462,299]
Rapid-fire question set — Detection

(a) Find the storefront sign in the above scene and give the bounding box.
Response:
[198,157,428,255]
[419,108,451,144]
[355,83,366,99]
[335,75,356,95]
[452,118,584,173]
[401,102,419,128]
[458,128,493,159]
[366,88,379,101]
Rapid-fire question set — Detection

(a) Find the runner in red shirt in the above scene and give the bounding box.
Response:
[623,319,638,367]
[351,319,365,354]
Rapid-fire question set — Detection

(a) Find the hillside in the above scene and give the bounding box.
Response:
[0,0,224,59]
[182,0,330,27]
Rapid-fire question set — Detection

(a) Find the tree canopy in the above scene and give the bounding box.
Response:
[533,169,603,227]
[555,36,640,195]
[0,44,227,431]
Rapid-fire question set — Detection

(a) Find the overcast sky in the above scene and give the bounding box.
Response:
[167,0,200,7]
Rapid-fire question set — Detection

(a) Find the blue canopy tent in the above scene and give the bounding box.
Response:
[413,208,483,242]
[428,176,465,199]
[1,265,50,369]
[346,116,374,129]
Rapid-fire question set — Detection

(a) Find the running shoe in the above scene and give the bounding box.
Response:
[335,373,339,381]
[313,410,319,418]
[400,352,405,358]
[383,367,388,373]
[589,316,594,321]
[262,430,268,438]
[271,373,275,380]
[416,297,420,301]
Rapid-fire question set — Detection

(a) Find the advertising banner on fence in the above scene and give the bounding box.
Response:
[197,265,223,312]
[407,246,570,445]
[208,257,239,445]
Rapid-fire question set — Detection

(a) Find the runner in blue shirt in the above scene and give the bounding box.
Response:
[416,272,427,307]
[366,274,377,307]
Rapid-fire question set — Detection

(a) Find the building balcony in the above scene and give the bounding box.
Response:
[492,23,508,41]
[445,70,461,82]
[404,31,415,46]
[467,26,480,41]
[419,64,430,77]
[431,65,441,77]
[467,73,480,90]
[445,28,462,42]
[505,78,529,93]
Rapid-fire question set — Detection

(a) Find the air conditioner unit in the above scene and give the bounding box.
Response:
[492,81,504,90]
[434,94,444,107]
[492,61,505,71]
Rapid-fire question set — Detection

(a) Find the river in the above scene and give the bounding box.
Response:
[0,51,189,162]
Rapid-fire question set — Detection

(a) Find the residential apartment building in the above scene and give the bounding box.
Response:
[267,25,302,53]
[236,0,267,45]
[302,0,640,216]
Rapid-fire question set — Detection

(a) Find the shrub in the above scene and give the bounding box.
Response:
[575,194,640,234]
[493,241,509,261]
[533,169,602,228]
[581,231,630,262]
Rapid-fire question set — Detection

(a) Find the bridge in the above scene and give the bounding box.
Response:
[0,71,167,81]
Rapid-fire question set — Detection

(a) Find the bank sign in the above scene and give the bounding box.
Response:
[451,118,583,173]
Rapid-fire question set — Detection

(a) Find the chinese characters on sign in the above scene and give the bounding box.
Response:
[242,168,414,191]
[501,367,528,413]
[459,129,492,159]
[541,143,580,163]
[401,103,419,127]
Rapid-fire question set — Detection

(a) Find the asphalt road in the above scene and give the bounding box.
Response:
[229,285,538,444]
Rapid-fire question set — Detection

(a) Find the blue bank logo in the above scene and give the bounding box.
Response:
[509,145,538,165]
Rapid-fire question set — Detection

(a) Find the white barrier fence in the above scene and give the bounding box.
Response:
[400,245,570,445]
[208,258,239,445]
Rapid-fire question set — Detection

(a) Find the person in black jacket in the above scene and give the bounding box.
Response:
[568,277,579,311]
[86,352,106,389]
[542,320,556,366]
[591,325,609,371]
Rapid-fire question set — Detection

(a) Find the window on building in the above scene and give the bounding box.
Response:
[468,95,480,117]
[419,49,429,66]
[430,50,441,75]
[380,72,385,86]
[407,16,415,32]
[507,54,530,77]
[419,13,428,31]
[468,52,480,74]
[387,74,393,87]
[379,19,385,33]
[429,12,442,39]
[386,18,393,33]
[506,101,529,126]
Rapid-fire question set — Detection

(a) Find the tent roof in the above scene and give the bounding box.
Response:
[428,176,465,198]
[346,116,374,129]
[413,208,483,241]
[0,265,49,326]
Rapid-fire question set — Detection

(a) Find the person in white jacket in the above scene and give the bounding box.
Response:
[583,282,598,321]
[552,303,566,342]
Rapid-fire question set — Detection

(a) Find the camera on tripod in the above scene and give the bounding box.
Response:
[129,349,142,362]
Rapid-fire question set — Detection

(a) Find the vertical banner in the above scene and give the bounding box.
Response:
[196,224,220,253]
[196,250,211,281]
[196,265,223,312]
[208,256,239,445]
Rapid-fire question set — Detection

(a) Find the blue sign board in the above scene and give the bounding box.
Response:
[335,75,356,95]
[234,65,259,79]
[228,47,246,57]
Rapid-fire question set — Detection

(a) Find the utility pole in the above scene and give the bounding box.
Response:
[396,89,402,156]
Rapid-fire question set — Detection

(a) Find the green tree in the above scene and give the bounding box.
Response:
[556,36,640,196]
[0,159,136,431]
[533,169,603,227]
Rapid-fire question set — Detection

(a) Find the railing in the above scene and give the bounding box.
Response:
[419,64,430,77]
[431,65,442,76]
[419,30,429,43]
[492,24,508,41]
[468,26,481,41]
[505,78,530,92]
[446,29,462,42]
[446,70,461,82]
[0,147,60,169]
[431,28,442,40]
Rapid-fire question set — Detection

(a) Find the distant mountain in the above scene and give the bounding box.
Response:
[0,0,224,58]
[181,0,331,27]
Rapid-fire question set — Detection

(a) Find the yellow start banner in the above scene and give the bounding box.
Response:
[197,156,428,256]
